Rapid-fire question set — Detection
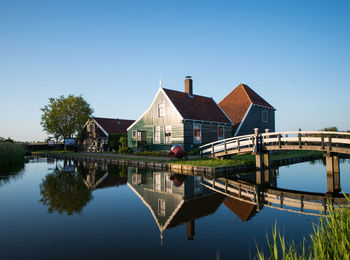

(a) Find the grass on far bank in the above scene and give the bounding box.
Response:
[169,157,255,167]
[169,150,322,167]
[38,150,168,163]
[257,194,350,259]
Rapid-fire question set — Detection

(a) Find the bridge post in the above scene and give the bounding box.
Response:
[256,169,263,184]
[325,153,341,193]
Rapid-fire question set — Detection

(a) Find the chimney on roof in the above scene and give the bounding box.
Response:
[185,76,193,96]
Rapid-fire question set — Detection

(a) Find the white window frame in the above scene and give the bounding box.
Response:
[262,110,268,123]
[218,125,224,140]
[158,103,165,118]
[153,126,161,144]
[164,125,172,144]
[193,123,202,144]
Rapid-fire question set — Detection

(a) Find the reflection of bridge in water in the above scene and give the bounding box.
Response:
[201,168,348,217]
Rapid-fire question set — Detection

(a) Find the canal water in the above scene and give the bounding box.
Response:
[0,158,349,260]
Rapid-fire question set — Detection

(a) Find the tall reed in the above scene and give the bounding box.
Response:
[0,143,25,170]
[257,194,350,259]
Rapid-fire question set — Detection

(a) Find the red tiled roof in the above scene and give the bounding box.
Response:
[218,84,274,126]
[163,88,232,123]
[93,117,135,135]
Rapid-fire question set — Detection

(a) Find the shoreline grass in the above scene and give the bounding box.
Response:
[257,194,350,259]
[0,143,25,170]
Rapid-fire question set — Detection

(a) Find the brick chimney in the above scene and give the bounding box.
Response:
[185,76,193,96]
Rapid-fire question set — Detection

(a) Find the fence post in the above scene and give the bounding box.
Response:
[224,140,227,155]
[298,132,302,149]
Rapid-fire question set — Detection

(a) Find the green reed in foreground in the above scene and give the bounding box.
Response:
[257,194,350,260]
[0,143,25,170]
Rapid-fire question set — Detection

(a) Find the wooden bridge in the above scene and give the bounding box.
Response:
[200,176,349,217]
[200,130,350,173]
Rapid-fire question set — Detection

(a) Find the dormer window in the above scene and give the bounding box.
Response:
[158,103,164,118]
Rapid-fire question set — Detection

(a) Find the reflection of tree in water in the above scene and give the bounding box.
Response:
[0,162,25,187]
[39,164,92,215]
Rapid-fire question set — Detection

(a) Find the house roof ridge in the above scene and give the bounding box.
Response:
[240,84,253,104]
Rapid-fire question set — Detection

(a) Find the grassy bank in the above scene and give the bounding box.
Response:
[257,194,350,259]
[169,151,321,167]
[44,151,168,163]
[0,143,25,170]
[169,157,255,167]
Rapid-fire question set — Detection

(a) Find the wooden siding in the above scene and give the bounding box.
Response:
[236,105,275,135]
[128,90,184,150]
[184,120,233,150]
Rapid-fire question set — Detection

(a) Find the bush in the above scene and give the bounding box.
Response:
[108,134,126,150]
[118,146,131,154]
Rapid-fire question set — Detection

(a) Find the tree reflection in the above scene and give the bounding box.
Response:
[39,164,92,215]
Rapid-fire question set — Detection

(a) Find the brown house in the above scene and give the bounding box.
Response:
[219,84,275,136]
[82,117,134,152]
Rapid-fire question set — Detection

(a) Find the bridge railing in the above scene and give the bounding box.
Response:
[200,130,350,157]
[261,131,350,151]
[199,133,256,156]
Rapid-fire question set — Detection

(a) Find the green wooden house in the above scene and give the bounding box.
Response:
[127,77,233,151]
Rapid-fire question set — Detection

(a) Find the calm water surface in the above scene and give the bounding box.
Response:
[0,158,349,260]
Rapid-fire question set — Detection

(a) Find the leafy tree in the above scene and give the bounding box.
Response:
[40,95,93,141]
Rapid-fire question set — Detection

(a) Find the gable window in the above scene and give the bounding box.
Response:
[165,125,172,143]
[218,126,224,140]
[158,103,165,118]
[158,199,165,216]
[262,110,268,123]
[193,124,201,144]
[154,126,161,144]
[132,130,137,141]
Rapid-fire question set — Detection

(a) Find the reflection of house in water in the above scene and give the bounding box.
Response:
[224,197,258,222]
[77,161,127,190]
[127,168,225,242]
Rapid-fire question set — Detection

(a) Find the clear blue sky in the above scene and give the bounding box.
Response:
[1,0,349,141]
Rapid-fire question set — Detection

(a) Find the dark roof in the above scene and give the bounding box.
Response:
[218,84,274,126]
[224,196,257,222]
[93,117,135,135]
[167,193,225,229]
[163,88,232,123]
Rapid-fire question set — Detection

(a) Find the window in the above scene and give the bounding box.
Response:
[132,173,142,185]
[262,110,268,123]
[165,125,172,143]
[218,126,224,140]
[164,173,172,193]
[158,103,164,118]
[153,172,161,191]
[132,130,137,141]
[158,199,165,216]
[137,131,142,141]
[154,126,160,143]
[193,124,201,143]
